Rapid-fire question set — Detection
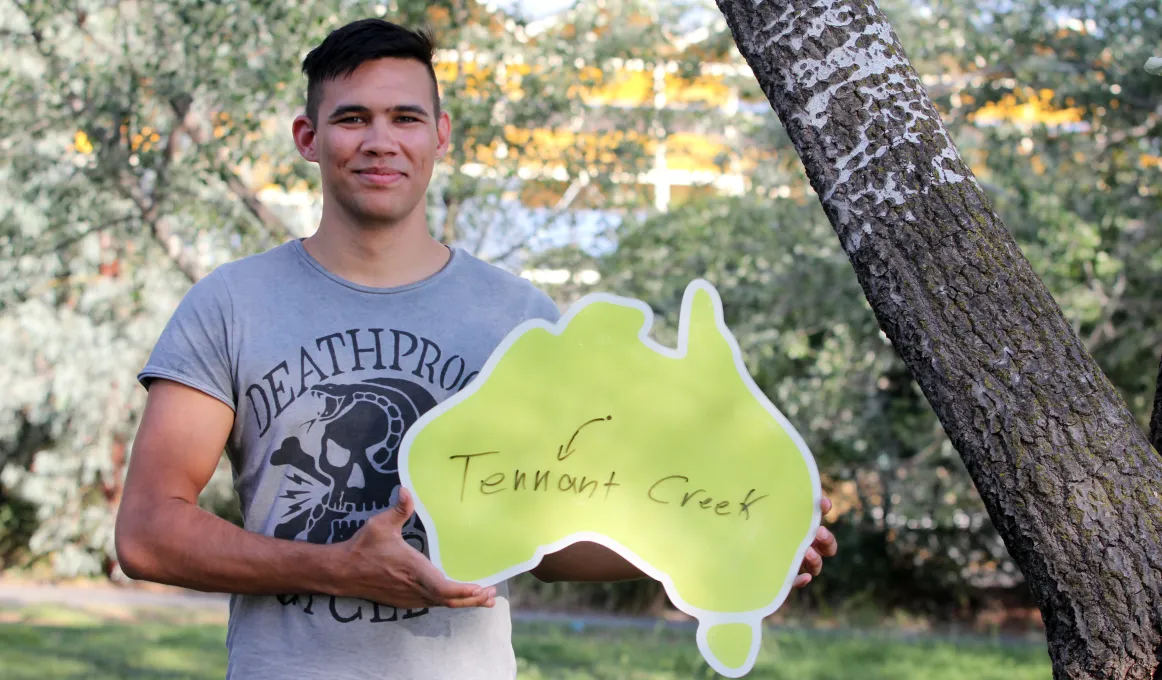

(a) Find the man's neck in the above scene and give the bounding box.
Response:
[302,206,451,289]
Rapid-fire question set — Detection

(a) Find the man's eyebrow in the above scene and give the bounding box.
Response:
[327,104,431,120]
[390,104,431,118]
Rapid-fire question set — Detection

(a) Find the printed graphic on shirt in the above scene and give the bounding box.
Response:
[247,327,477,625]
[243,327,479,441]
[269,376,437,546]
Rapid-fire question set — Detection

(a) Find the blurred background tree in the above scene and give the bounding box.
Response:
[0,0,658,577]
[1,0,1158,629]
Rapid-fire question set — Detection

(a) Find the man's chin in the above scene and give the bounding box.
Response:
[330,197,406,225]
[350,206,416,228]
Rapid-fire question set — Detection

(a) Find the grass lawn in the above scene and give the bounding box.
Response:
[0,603,1052,679]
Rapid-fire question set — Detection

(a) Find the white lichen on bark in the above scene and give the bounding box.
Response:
[749,0,973,252]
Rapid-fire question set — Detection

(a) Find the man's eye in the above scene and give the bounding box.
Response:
[397,116,420,123]
[339,116,364,124]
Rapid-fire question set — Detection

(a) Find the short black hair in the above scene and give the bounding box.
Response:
[301,19,440,125]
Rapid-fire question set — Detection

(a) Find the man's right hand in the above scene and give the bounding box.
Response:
[337,487,496,610]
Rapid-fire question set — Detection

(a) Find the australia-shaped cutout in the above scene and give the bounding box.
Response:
[398,279,821,678]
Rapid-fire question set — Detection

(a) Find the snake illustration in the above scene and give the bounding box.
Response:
[271,377,438,545]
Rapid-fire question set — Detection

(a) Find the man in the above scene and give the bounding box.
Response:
[115,18,837,679]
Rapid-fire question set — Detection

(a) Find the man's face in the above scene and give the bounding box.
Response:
[293,58,450,229]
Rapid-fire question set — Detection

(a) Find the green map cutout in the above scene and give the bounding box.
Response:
[399,280,821,678]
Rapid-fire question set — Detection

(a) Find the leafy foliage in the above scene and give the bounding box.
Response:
[0,0,657,575]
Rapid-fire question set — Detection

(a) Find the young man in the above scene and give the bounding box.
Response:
[115,18,837,679]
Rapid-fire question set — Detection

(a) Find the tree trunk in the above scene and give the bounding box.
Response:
[441,195,460,246]
[714,1,1162,678]
[1149,354,1162,455]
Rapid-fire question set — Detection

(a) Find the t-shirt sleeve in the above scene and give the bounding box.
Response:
[523,285,562,324]
[137,269,236,411]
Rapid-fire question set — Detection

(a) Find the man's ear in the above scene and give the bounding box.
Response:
[435,111,452,160]
[292,114,319,163]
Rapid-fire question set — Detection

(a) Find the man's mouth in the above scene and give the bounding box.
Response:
[356,168,405,186]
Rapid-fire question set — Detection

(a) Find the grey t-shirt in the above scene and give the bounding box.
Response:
[138,239,560,679]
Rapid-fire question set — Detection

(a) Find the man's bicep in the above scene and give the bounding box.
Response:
[124,379,235,506]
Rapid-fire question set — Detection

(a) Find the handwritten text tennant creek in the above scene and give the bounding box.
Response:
[448,415,769,519]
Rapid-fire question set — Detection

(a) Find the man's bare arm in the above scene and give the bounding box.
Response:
[115,379,494,609]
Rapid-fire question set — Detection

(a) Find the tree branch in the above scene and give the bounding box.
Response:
[147,216,201,284]
[469,206,496,258]
[441,195,462,246]
[20,216,138,259]
[111,97,203,283]
[10,0,53,63]
[482,234,532,265]
[219,169,297,242]
[478,176,592,265]
[174,100,297,242]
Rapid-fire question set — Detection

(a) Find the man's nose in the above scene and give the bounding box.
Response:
[362,118,401,155]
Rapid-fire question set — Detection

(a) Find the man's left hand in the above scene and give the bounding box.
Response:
[793,497,838,589]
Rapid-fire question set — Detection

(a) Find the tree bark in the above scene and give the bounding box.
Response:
[1150,354,1162,455]
[714,1,1162,678]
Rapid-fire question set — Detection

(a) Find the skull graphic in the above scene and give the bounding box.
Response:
[270,377,437,545]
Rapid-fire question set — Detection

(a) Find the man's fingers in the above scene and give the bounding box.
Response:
[799,547,822,576]
[430,577,495,608]
[388,487,415,528]
[433,579,481,601]
[441,590,494,608]
[814,526,838,558]
[413,557,486,604]
[444,592,496,609]
[794,517,836,588]
[820,496,833,515]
